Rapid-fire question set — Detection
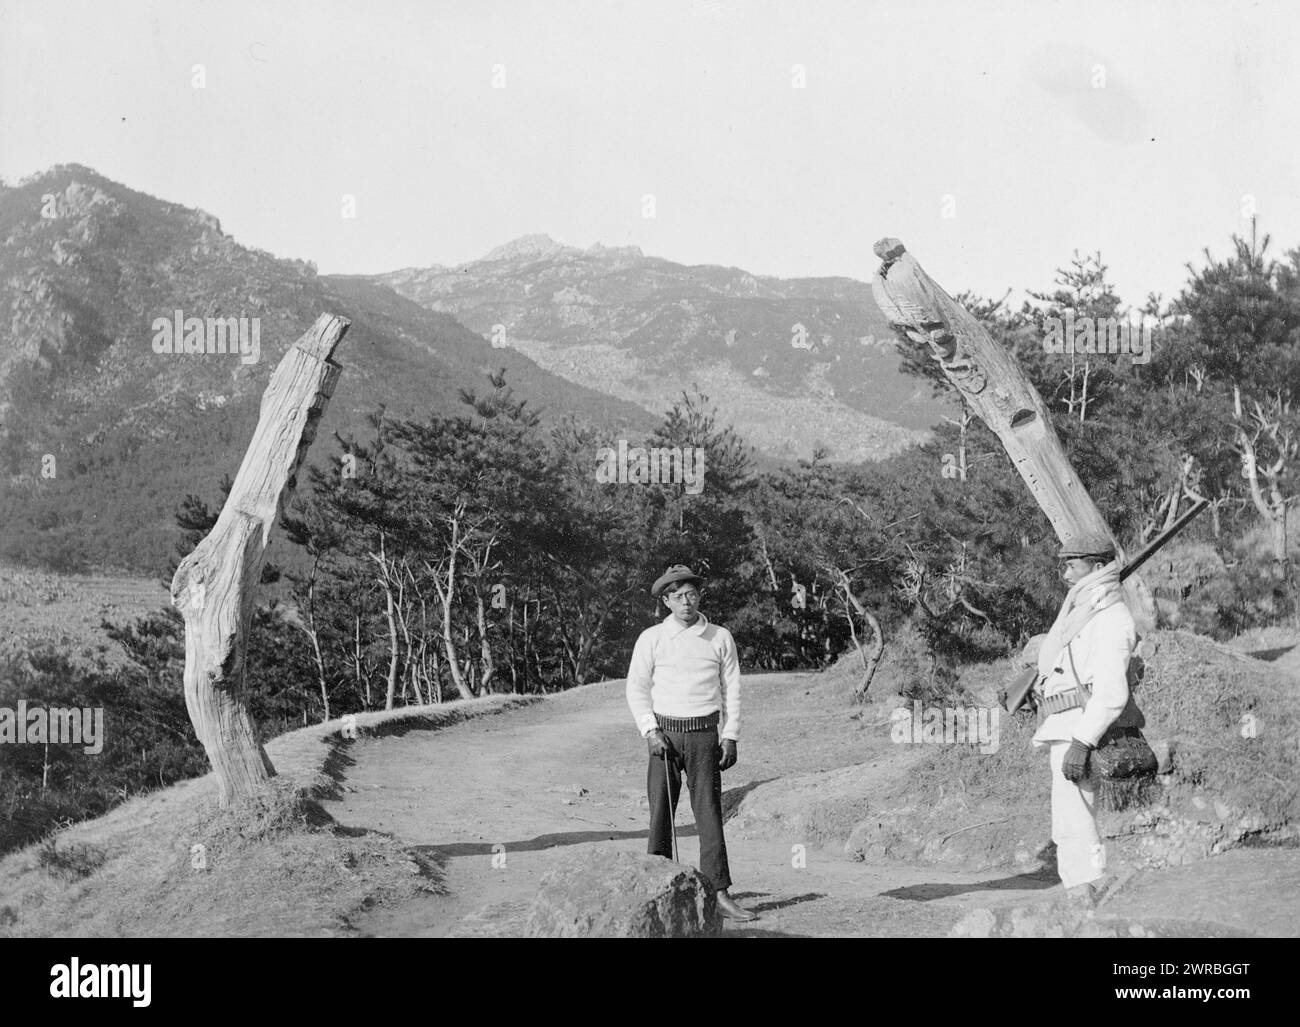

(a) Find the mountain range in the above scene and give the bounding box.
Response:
[377,234,942,462]
[0,166,652,574]
[0,165,942,575]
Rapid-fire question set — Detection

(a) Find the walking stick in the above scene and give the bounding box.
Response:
[663,749,679,863]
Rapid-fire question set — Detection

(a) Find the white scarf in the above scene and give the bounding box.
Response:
[1036,560,1123,679]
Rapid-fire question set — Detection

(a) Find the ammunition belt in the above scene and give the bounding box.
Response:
[1036,686,1088,725]
[655,712,720,733]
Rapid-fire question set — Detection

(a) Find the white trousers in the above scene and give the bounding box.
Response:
[1048,740,1106,888]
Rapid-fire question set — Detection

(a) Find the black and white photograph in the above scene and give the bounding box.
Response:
[0,0,1294,984]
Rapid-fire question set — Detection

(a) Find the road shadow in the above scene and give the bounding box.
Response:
[731,890,824,914]
[881,866,1059,901]
[1246,644,1297,662]
[353,784,776,860]
[343,779,776,864]
[413,827,665,859]
[722,777,776,821]
[722,924,813,938]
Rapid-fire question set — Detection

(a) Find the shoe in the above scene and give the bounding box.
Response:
[716,891,757,921]
[1062,881,1100,911]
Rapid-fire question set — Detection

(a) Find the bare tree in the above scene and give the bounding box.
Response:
[297,547,331,721]
[1234,386,1297,579]
[462,533,502,694]
[425,501,485,700]
[940,403,974,481]
[826,565,884,702]
[368,533,403,710]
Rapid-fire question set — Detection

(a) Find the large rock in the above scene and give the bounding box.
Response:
[524,850,722,938]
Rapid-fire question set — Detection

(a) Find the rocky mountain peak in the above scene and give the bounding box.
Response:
[482,234,578,263]
[477,235,645,265]
[584,242,643,260]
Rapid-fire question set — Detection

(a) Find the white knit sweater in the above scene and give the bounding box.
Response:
[625,613,742,741]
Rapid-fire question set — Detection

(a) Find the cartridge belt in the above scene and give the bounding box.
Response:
[1036,685,1089,724]
[655,712,720,733]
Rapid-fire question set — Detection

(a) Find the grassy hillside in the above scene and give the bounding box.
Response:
[0,563,168,668]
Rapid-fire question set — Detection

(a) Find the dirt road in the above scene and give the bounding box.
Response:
[321,674,1070,937]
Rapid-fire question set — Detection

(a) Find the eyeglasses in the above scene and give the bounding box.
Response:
[665,590,700,603]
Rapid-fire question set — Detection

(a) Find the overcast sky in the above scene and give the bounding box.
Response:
[2,0,1296,308]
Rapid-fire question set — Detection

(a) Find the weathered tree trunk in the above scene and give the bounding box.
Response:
[171,313,349,806]
[870,239,1155,630]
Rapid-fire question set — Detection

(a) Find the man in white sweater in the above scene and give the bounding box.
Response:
[1031,532,1137,894]
[626,564,755,922]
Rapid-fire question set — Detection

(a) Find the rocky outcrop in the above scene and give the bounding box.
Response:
[524,850,722,938]
[484,234,579,263]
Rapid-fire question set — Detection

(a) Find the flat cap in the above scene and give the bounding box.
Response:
[1057,531,1116,560]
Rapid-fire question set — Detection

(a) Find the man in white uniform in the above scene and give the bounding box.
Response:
[626,564,756,922]
[1030,532,1136,894]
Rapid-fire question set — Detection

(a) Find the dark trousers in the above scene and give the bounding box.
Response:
[646,727,732,891]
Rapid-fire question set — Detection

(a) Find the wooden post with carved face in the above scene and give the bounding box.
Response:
[870,238,1154,630]
[170,313,350,805]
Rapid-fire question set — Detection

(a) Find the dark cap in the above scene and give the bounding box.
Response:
[652,564,703,598]
[1057,531,1117,560]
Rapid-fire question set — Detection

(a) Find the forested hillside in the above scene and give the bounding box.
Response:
[0,166,656,575]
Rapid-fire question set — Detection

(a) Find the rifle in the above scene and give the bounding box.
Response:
[1000,499,1209,713]
[1117,498,1209,584]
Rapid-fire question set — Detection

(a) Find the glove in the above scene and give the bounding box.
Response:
[1061,738,1093,783]
[646,729,669,759]
[718,739,737,771]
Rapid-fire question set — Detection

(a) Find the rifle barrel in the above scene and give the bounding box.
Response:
[1119,499,1209,582]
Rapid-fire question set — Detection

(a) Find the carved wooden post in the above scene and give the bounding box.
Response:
[171,313,350,805]
[870,239,1154,630]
